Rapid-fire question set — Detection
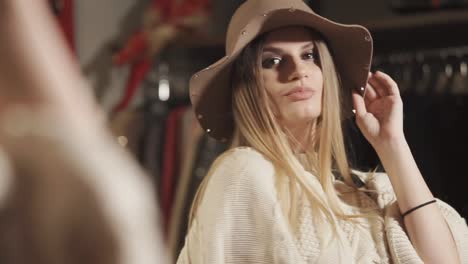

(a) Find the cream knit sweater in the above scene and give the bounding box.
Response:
[177,147,468,263]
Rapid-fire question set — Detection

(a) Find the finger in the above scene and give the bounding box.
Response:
[364,82,378,103]
[362,72,378,102]
[373,71,401,96]
[352,91,367,118]
[368,75,386,97]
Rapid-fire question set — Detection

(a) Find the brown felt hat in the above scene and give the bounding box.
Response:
[190,0,373,141]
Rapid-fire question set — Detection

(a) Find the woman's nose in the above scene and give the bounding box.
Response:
[288,58,308,81]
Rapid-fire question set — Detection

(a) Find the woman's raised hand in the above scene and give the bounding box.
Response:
[352,71,405,149]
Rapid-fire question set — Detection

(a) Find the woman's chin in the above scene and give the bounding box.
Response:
[286,109,320,121]
[281,113,319,128]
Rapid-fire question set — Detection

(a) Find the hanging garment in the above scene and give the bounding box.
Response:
[171,134,227,259]
[434,95,468,219]
[110,109,136,150]
[161,106,188,233]
[141,100,169,187]
[434,61,453,95]
[451,58,468,95]
[402,94,447,197]
[109,109,146,157]
[168,113,204,259]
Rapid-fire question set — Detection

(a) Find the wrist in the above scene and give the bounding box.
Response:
[373,136,409,158]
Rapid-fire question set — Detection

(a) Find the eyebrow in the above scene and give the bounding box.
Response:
[262,42,315,54]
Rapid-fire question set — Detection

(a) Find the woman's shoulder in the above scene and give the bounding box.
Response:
[183,147,305,264]
[203,147,278,197]
[213,146,276,177]
[216,146,272,163]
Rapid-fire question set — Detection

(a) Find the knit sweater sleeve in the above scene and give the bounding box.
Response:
[176,148,305,264]
[365,172,468,264]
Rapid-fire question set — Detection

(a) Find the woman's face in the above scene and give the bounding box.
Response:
[261,27,323,130]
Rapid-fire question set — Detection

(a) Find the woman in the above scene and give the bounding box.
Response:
[177,0,468,263]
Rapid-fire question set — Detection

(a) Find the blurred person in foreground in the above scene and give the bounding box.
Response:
[0,1,168,263]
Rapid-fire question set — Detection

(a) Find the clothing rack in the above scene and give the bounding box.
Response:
[372,45,468,95]
[108,52,229,261]
[356,45,468,222]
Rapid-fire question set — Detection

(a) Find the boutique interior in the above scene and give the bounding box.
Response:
[1,0,467,263]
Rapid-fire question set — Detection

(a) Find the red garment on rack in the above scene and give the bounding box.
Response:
[112,0,211,113]
[161,106,187,236]
[152,0,211,22]
[113,31,148,66]
[169,0,212,23]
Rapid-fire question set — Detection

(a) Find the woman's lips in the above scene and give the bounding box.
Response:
[284,88,315,101]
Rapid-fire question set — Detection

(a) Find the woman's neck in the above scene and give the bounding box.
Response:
[287,121,317,154]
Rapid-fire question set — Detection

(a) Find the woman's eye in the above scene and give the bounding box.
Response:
[262,57,281,68]
[303,52,315,60]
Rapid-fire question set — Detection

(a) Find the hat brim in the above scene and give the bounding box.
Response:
[190,8,373,141]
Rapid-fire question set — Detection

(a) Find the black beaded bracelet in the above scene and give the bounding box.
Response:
[402,199,437,218]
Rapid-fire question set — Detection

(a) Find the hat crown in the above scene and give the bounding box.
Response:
[226,0,315,54]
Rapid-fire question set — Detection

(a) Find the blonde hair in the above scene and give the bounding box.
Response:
[189,27,378,245]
